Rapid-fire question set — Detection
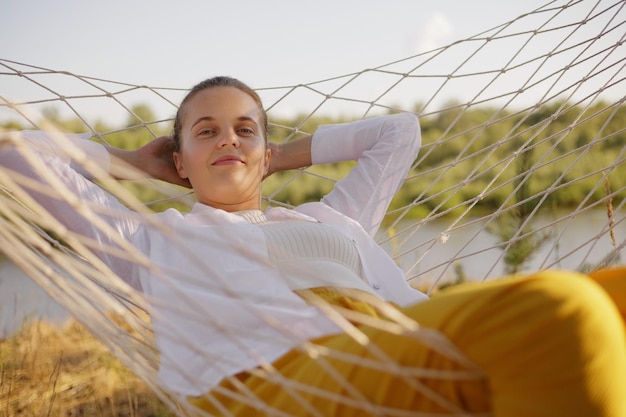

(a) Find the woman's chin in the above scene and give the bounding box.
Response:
[197,189,260,209]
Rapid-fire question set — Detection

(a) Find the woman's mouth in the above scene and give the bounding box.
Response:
[212,155,244,166]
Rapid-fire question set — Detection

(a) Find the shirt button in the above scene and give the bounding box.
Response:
[372,284,380,290]
[352,239,357,245]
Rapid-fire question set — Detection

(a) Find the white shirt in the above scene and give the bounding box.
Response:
[0,113,427,395]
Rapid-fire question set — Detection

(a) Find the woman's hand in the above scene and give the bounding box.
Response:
[264,136,313,179]
[139,136,191,187]
[108,136,192,188]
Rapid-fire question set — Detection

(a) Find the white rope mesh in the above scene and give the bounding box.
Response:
[1,0,625,415]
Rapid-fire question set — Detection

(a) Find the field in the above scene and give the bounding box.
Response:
[0,320,175,417]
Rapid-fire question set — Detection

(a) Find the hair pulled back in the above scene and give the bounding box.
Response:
[172,76,267,151]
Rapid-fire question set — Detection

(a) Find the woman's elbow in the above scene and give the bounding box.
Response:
[388,113,421,155]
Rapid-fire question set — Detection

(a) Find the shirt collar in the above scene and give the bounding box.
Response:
[188,203,320,225]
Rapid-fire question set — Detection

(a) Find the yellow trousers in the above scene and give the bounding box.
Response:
[189,269,626,417]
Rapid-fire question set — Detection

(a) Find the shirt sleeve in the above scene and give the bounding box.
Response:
[310,113,421,237]
[0,130,143,290]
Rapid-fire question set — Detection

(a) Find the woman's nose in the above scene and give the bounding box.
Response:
[218,130,240,148]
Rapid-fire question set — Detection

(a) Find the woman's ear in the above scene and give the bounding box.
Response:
[263,147,271,176]
[173,151,187,179]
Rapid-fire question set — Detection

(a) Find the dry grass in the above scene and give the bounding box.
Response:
[0,320,175,417]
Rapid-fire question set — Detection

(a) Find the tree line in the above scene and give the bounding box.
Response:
[2,100,624,218]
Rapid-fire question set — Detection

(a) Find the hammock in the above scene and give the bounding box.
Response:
[1,0,625,415]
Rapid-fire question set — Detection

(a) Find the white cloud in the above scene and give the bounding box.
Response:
[416,12,454,53]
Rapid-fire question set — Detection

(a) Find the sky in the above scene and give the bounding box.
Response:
[1,0,622,123]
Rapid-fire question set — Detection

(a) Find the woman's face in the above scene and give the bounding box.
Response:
[173,86,270,211]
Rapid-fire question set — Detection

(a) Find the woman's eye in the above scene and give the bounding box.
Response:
[238,127,254,135]
[198,129,214,136]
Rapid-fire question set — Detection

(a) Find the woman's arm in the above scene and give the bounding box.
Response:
[107,136,191,188]
[0,130,146,289]
[310,113,421,237]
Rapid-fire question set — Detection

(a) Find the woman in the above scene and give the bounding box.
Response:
[1,76,625,417]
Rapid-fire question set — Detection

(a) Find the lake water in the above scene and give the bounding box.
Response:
[379,208,625,288]
[1,208,624,338]
[0,262,70,338]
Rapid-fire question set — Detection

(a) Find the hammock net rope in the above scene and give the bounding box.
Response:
[1,0,625,415]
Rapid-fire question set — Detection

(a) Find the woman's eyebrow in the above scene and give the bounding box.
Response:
[236,116,260,127]
[190,116,215,130]
[191,116,259,130]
